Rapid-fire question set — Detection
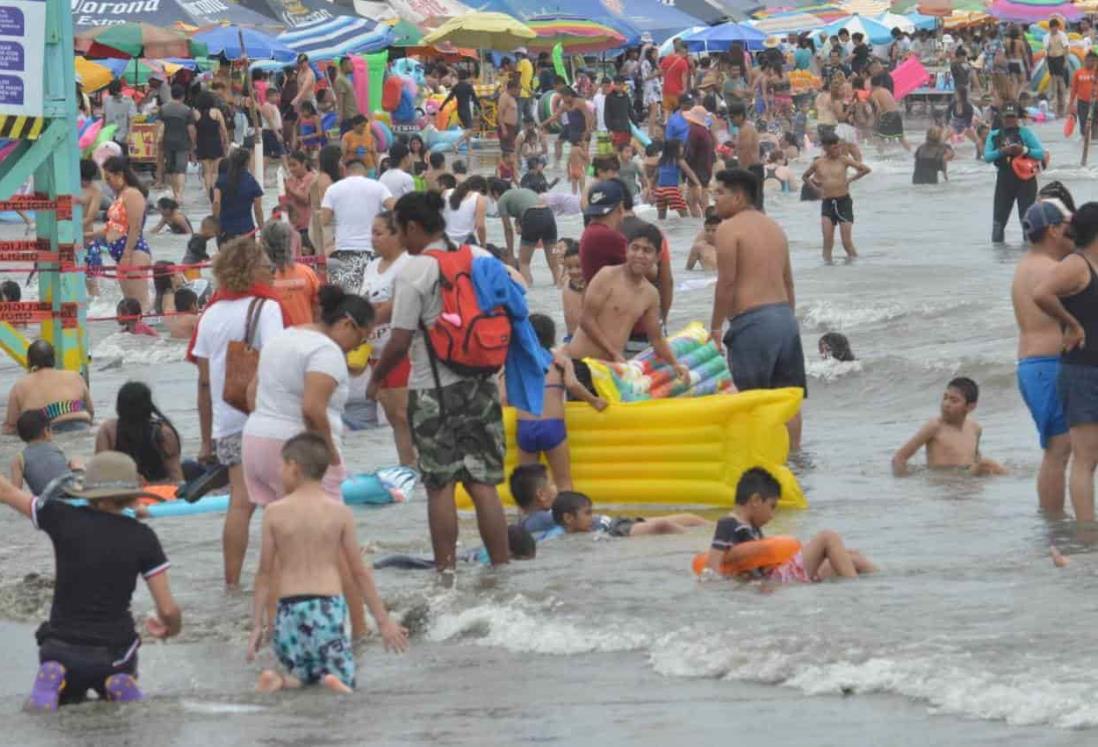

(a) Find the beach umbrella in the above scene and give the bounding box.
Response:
[889,0,985,13]
[839,0,892,14]
[277,16,392,60]
[421,12,536,51]
[989,0,1080,20]
[941,8,991,25]
[75,57,114,92]
[748,11,828,33]
[682,21,768,51]
[193,25,296,62]
[821,14,894,43]
[525,17,627,53]
[95,57,214,84]
[657,26,708,55]
[76,23,208,59]
[388,18,424,46]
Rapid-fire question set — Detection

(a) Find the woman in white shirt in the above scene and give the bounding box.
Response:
[441,175,488,247]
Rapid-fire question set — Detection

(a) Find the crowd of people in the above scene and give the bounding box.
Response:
[7,14,1098,708]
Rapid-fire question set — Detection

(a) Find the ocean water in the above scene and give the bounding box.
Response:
[2,122,1098,745]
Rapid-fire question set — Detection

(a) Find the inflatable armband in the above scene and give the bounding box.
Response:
[691,536,801,576]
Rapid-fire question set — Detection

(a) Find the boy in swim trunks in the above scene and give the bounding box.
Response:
[552,490,708,538]
[802,132,871,263]
[892,377,1007,477]
[518,314,607,491]
[706,467,876,582]
[686,208,720,272]
[247,433,407,694]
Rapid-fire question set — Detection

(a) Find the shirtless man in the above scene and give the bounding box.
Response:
[870,74,911,151]
[247,433,407,694]
[728,103,763,210]
[291,54,316,115]
[709,168,805,449]
[892,377,1006,476]
[1013,200,1075,513]
[802,132,872,262]
[564,220,688,392]
[814,80,847,140]
[497,77,520,180]
[686,208,720,272]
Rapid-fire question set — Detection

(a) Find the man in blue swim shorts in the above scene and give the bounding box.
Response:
[1013,200,1074,513]
[709,168,806,449]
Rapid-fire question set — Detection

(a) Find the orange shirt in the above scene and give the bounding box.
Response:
[272,263,320,326]
[1072,68,1098,102]
[341,129,376,168]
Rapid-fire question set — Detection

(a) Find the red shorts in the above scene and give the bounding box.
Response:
[652,185,686,212]
[374,356,410,389]
[611,131,631,148]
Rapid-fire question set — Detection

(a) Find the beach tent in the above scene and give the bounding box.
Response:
[73,0,281,30]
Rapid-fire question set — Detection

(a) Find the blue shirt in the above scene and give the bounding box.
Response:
[215,172,264,236]
[793,48,812,70]
[519,509,556,534]
[665,111,689,143]
[657,161,682,187]
[983,126,1045,171]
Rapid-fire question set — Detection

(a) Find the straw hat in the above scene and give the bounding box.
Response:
[684,105,711,127]
[764,36,781,49]
[63,452,165,502]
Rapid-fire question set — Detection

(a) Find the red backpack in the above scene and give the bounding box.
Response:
[422,245,511,378]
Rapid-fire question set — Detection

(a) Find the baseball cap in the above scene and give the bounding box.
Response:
[1023,200,1069,239]
[583,180,625,218]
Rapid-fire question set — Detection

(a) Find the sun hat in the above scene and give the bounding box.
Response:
[764,35,781,48]
[63,452,166,502]
[683,105,711,127]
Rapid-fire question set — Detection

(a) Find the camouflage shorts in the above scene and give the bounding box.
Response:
[408,377,504,489]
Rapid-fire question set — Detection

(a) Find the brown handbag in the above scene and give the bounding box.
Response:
[222,297,265,414]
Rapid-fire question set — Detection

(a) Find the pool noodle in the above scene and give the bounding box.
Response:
[630,121,652,148]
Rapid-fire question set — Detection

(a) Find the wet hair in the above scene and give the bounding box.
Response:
[734,467,781,505]
[152,260,176,314]
[624,220,662,253]
[101,156,147,198]
[348,114,367,129]
[429,151,446,169]
[659,139,682,166]
[819,332,854,362]
[820,131,840,147]
[561,238,579,258]
[16,409,50,442]
[509,463,549,509]
[488,177,511,198]
[393,191,447,237]
[436,173,457,191]
[26,339,54,369]
[593,155,620,174]
[317,144,343,184]
[1039,181,1076,214]
[212,237,265,293]
[317,284,374,329]
[551,490,593,526]
[0,278,20,301]
[157,197,179,213]
[714,168,759,206]
[261,219,294,270]
[299,101,317,116]
[174,287,198,312]
[115,381,180,483]
[80,158,99,182]
[508,524,537,560]
[704,206,721,226]
[1072,202,1098,248]
[388,141,410,166]
[449,175,487,210]
[528,313,555,350]
[281,431,332,481]
[117,297,142,323]
[947,376,979,404]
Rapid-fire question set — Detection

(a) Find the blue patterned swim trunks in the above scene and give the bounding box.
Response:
[272,594,355,688]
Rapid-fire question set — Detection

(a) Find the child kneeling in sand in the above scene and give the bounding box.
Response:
[707,467,876,582]
[551,490,708,538]
[247,433,408,694]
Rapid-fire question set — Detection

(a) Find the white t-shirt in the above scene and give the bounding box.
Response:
[379,167,415,200]
[593,91,607,131]
[360,251,412,352]
[243,327,349,450]
[321,175,392,252]
[191,297,285,439]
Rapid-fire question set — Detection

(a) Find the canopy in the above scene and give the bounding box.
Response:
[75,23,207,58]
[525,17,627,52]
[81,57,213,88]
[820,14,894,43]
[668,0,739,24]
[988,0,1080,20]
[334,0,472,25]
[278,16,393,58]
[682,21,767,51]
[839,0,890,14]
[875,10,937,30]
[194,26,296,62]
[748,11,828,34]
[616,0,718,42]
[239,0,356,28]
[890,0,987,14]
[72,0,281,31]
[421,11,536,49]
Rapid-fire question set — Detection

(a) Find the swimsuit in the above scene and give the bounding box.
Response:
[821,194,854,224]
[516,418,567,454]
[87,198,150,271]
[39,399,90,432]
[724,302,807,394]
[1018,356,1068,448]
[272,594,355,688]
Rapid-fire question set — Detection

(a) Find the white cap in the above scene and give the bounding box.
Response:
[514,46,528,55]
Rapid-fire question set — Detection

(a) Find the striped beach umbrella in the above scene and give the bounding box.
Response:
[277,16,393,60]
[525,18,627,53]
[749,11,829,33]
[989,0,1080,20]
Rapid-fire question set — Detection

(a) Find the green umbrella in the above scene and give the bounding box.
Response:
[75,23,208,59]
[389,19,424,47]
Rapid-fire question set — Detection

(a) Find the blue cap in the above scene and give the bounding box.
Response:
[1023,200,1068,240]
[583,180,624,217]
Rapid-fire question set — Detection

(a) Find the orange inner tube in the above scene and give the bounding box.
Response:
[692,536,801,577]
[136,484,178,506]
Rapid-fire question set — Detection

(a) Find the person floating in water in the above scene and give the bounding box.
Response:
[892,377,1007,476]
[818,332,855,362]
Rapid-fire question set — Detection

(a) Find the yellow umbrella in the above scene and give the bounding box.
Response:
[421,11,536,51]
[75,57,113,92]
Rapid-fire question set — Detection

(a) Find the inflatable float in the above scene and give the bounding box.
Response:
[692,536,801,576]
[455,387,806,510]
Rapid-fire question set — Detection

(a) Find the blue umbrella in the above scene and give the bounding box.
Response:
[277,16,392,61]
[194,26,297,62]
[682,21,767,52]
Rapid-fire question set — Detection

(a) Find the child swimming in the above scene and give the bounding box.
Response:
[892,377,1007,476]
[818,332,855,362]
[706,467,876,581]
[510,463,558,534]
[551,490,708,538]
[686,207,720,272]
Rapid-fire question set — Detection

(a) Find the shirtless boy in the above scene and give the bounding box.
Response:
[1012,200,1074,513]
[729,103,763,210]
[802,132,871,262]
[892,377,1007,476]
[870,75,912,151]
[564,220,689,393]
[497,77,520,182]
[247,433,407,694]
[560,241,584,337]
[686,207,720,271]
[709,168,805,448]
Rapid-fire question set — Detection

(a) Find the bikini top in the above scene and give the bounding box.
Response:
[105,197,128,235]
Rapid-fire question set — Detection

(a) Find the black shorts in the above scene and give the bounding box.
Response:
[38,636,138,705]
[608,516,644,537]
[262,129,284,158]
[518,206,557,247]
[163,148,188,175]
[822,194,854,224]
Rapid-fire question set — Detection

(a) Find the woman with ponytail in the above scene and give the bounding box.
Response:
[441,175,488,246]
[95,381,183,483]
[242,283,374,637]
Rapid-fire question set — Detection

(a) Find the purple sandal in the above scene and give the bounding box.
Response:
[104,674,143,703]
[25,661,66,712]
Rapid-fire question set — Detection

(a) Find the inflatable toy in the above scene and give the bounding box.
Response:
[537,91,562,134]
[421,124,465,153]
[630,121,652,148]
[456,387,807,510]
[1029,52,1082,94]
[366,50,388,115]
[78,118,103,150]
[351,54,369,120]
[891,58,930,100]
[382,75,403,111]
[690,536,802,576]
[371,119,393,152]
[552,42,569,85]
[435,97,458,130]
[586,323,733,403]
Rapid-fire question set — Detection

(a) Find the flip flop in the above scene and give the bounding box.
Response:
[104,673,143,703]
[25,661,65,712]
